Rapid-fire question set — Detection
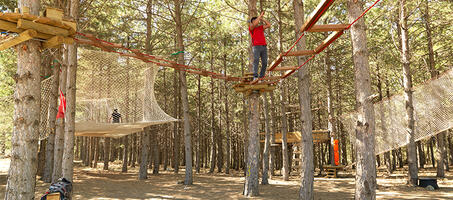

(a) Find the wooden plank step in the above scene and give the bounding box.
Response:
[261,76,282,81]
[268,54,283,71]
[308,24,348,32]
[0,29,37,51]
[0,19,52,39]
[284,50,315,57]
[315,30,344,53]
[272,66,299,71]
[300,0,336,32]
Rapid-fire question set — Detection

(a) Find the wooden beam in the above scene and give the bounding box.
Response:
[17,19,70,36]
[0,19,52,39]
[284,50,315,57]
[44,7,64,21]
[43,35,64,49]
[300,0,335,32]
[63,37,74,45]
[308,24,348,32]
[0,13,22,23]
[315,30,343,53]
[0,29,37,51]
[272,66,298,71]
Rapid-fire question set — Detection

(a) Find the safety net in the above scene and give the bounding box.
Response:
[341,68,453,154]
[39,49,177,139]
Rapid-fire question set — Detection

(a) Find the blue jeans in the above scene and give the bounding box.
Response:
[253,45,268,78]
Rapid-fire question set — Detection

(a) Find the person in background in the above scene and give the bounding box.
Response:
[109,109,122,123]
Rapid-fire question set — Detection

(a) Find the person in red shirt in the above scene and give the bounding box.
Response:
[249,11,271,79]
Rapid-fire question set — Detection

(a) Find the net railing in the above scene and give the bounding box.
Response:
[341,68,453,154]
[75,49,177,137]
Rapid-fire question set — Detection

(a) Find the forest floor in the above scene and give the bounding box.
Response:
[0,158,453,199]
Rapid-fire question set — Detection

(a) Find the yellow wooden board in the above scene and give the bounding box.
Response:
[0,29,37,51]
[259,131,329,144]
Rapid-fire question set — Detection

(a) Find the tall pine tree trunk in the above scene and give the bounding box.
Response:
[294,0,314,198]
[269,91,277,177]
[209,55,216,173]
[174,0,193,184]
[278,0,289,181]
[224,57,231,175]
[400,0,418,185]
[139,130,150,179]
[244,0,260,196]
[53,49,67,182]
[196,75,201,173]
[348,0,377,198]
[104,138,110,170]
[62,0,79,182]
[6,2,41,198]
[261,93,271,185]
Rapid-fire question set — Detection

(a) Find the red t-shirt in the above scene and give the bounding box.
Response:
[249,25,267,46]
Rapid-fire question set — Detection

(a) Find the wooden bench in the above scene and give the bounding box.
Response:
[323,165,344,178]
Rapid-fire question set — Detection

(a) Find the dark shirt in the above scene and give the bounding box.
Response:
[112,112,121,123]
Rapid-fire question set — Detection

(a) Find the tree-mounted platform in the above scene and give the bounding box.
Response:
[233,81,277,96]
[0,7,76,51]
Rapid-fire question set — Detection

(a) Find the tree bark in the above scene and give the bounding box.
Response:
[244,93,260,197]
[348,0,377,198]
[294,1,314,199]
[122,136,129,172]
[104,138,110,170]
[5,2,41,199]
[400,0,418,186]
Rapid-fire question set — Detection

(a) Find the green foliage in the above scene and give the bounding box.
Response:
[0,49,16,152]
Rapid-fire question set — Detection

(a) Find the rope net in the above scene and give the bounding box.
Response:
[39,76,54,140]
[342,68,453,155]
[75,49,177,138]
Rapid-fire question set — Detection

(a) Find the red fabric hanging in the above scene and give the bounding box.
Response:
[56,89,66,119]
[334,139,340,166]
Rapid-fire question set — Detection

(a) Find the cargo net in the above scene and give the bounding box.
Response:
[341,68,453,155]
[39,75,55,140]
[75,49,177,138]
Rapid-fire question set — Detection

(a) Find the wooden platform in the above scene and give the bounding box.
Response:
[233,80,277,96]
[0,7,75,51]
[259,130,329,144]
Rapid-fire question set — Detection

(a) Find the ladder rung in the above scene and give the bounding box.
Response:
[284,50,315,57]
[261,76,282,81]
[308,24,348,32]
[272,66,299,71]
